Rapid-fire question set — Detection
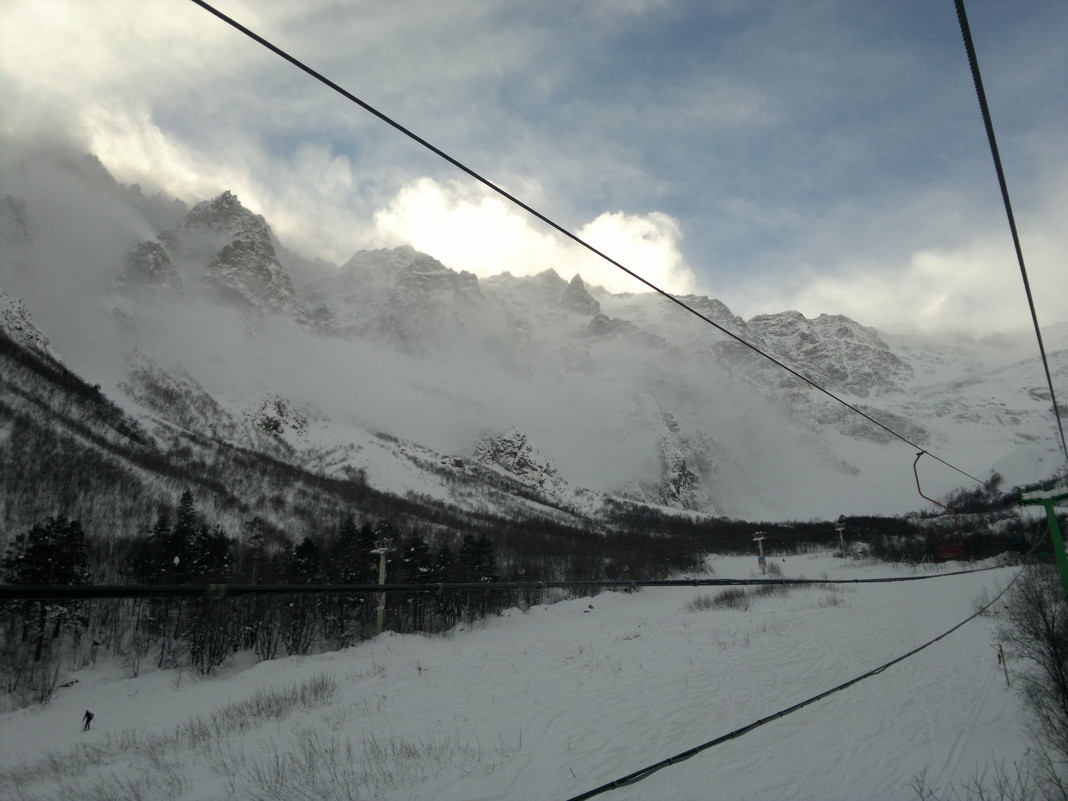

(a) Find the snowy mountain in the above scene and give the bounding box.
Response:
[1,150,1065,539]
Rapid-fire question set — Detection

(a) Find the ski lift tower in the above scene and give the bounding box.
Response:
[1019,488,1068,599]
[754,532,767,575]
[370,536,395,635]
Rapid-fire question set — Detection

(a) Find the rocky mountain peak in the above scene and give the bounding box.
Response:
[395,250,483,304]
[747,310,912,396]
[560,274,601,316]
[144,190,305,317]
[179,190,270,243]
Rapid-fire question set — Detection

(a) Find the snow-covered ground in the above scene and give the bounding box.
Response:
[0,553,1030,800]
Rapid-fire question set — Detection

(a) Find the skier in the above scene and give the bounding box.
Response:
[82,710,94,731]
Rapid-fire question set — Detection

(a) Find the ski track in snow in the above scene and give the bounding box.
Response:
[0,554,1030,801]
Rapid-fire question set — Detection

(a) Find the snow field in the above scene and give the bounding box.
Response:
[0,553,1028,800]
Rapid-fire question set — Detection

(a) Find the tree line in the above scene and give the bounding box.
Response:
[1,488,705,706]
[1,476,1039,709]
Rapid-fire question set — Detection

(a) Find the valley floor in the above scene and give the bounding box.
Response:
[0,553,1029,800]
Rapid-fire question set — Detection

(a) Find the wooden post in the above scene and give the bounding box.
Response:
[995,643,1010,688]
[754,533,767,575]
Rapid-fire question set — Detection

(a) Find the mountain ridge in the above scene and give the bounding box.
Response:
[1,150,1064,533]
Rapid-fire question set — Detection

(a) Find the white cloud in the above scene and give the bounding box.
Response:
[2,0,1063,338]
[371,177,700,294]
[742,229,1065,337]
[576,211,699,295]
[371,178,560,277]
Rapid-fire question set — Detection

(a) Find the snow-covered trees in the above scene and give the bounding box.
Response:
[2,516,89,587]
[1,517,89,701]
[999,565,1068,794]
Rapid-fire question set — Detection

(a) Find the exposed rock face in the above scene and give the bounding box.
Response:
[560,274,600,316]
[586,314,637,339]
[119,351,303,456]
[244,393,308,440]
[747,311,912,396]
[301,245,488,350]
[655,412,715,513]
[395,249,483,305]
[168,190,270,245]
[117,241,183,293]
[156,191,305,317]
[585,314,675,355]
[475,426,567,496]
[119,349,231,437]
[0,287,56,360]
[204,236,301,314]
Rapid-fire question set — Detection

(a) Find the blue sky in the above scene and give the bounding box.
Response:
[1,0,1065,336]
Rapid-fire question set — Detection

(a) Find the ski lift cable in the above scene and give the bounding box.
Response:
[186,0,987,488]
[0,563,1011,601]
[563,568,1023,801]
[953,0,1068,472]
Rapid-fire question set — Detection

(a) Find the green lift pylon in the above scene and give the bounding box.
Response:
[1019,489,1068,600]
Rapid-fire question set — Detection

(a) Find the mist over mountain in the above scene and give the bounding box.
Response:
[1,148,1065,540]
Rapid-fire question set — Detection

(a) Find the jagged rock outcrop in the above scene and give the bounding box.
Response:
[301,245,487,350]
[560,274,600,316]
[158,191,305,317]
[165,190,271,247]
[395,249,483,305]
[653,411,716,513]
[747,311,912,396]
[586,314,637,339]
[475,426,568,496]
[585,313,676,356]
[244,393,308,440]
[204,235,302,315]
[117,241,183,293]
[0,287,57,360]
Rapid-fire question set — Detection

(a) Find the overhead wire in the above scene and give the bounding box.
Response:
[0,563,1009,601]
[563,567,1022,801]
[953,0,1068,472]
[186,0,987,488]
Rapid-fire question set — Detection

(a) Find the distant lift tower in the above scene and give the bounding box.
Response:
[754,533,767,575]
[370,537,395,635]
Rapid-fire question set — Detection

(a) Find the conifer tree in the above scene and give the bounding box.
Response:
[332,517,377,583]
[2,517,88,586]
[187,525,232,582]
[397,531,434,583]
[459,533,499,582]
[287,536,322,583]
[2,517,89,662]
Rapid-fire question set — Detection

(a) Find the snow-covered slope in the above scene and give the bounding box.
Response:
[0,555,1029,801]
